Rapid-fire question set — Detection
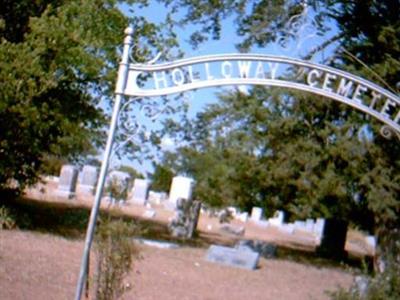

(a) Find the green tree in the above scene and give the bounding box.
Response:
[0,0,176,195]
[149,160,175,192]
[118,165,144,180]
[159,0,399,255]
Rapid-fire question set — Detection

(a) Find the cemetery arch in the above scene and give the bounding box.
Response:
[75,27,400,299]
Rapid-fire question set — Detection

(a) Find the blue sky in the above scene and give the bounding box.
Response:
[113,1,339,176]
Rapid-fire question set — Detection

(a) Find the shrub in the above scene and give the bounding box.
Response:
[0,205,16,229]
[330,257,400,300]
[93,216,139,300]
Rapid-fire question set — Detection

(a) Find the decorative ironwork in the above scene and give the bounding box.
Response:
[380,125,400,141]
[274,1,318,58]
[124,53,399,135]
[76,24,400,300]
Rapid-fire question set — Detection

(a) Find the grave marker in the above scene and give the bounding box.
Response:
[205,245,259,270]
[130,178,150,205]
[250,207,263,221]
[77,165,98,196]
[168,176,194,208]
[57,165,79,198]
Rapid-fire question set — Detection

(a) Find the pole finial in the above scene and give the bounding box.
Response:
[124,27,134,36]
[124,27,134,46]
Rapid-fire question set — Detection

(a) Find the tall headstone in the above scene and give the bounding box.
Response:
[148,191,167,204]
[314,218,326,242]
[57,165,79,199]
[130,179,150,205]
[168,176,194,208]
[168,198,201,239]
[250,207,263,222]
[76,165,98,196]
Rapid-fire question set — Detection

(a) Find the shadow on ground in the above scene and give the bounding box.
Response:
[2,196,371,271]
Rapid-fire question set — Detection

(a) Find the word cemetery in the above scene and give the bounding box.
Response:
[125,54,399,133]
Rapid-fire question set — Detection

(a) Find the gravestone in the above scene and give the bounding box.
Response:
[235,239,277,259]
[314,218,326,243]
[57,165,79,198]
[148,191,167,204]
[268,210,285,227]
[236,212,249,222]
[134,238,179,249]
[76,165,98,196]
[105,171,131,203]
[294,220,306,231]
[130,179,150,205]
[250,207,263,221]
[279,223,294,235]
[169,198,201,239]
[168,176,194,208]
[305,218,315,232]
[316,218,348,259]
[205,245,260,270]
[365,235,376,255]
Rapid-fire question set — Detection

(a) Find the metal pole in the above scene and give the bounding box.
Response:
[74,27,134,300]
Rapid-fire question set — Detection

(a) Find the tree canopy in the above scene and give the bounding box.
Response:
[156,0,399,237]
[0,0,176,194]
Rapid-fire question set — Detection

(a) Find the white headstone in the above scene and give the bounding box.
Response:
[236,212,249,223]
[365,235,376,255]
[250,207,263,221]
[279,223,294,234]
[305,218,315,232]
[148,191,167,204]
[168,176,194,207]
[57,165,79,198]
[294,220,306,231]
[268,210,285,227]
[130,179,150,205]
[77,165,98,196]
[314,218,326,237]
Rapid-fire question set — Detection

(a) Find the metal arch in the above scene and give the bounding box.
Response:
[126,53,400,135]
[127,77,399,134]
[76,26,400,300]
[127,53,399,103]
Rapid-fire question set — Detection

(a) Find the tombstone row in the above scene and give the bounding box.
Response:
[55,165,194,209]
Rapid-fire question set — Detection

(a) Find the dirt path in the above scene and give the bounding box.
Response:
[0,230,353,300]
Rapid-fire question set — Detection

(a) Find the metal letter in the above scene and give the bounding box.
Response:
[221,61,233,78]
[237,61,252,78]
[394,110,400,124]
[171,68,185,86]
[254,62,265,79]
[380,99,397,119]
[307,69,321,87]
[153,71,168,89]
[188,65,199,83]
[352,84,368,104]
[322,73,337,93]
[370,91,382,109]
[205,63,214,80]
[336,77,353,97]
[268,62,279,80]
